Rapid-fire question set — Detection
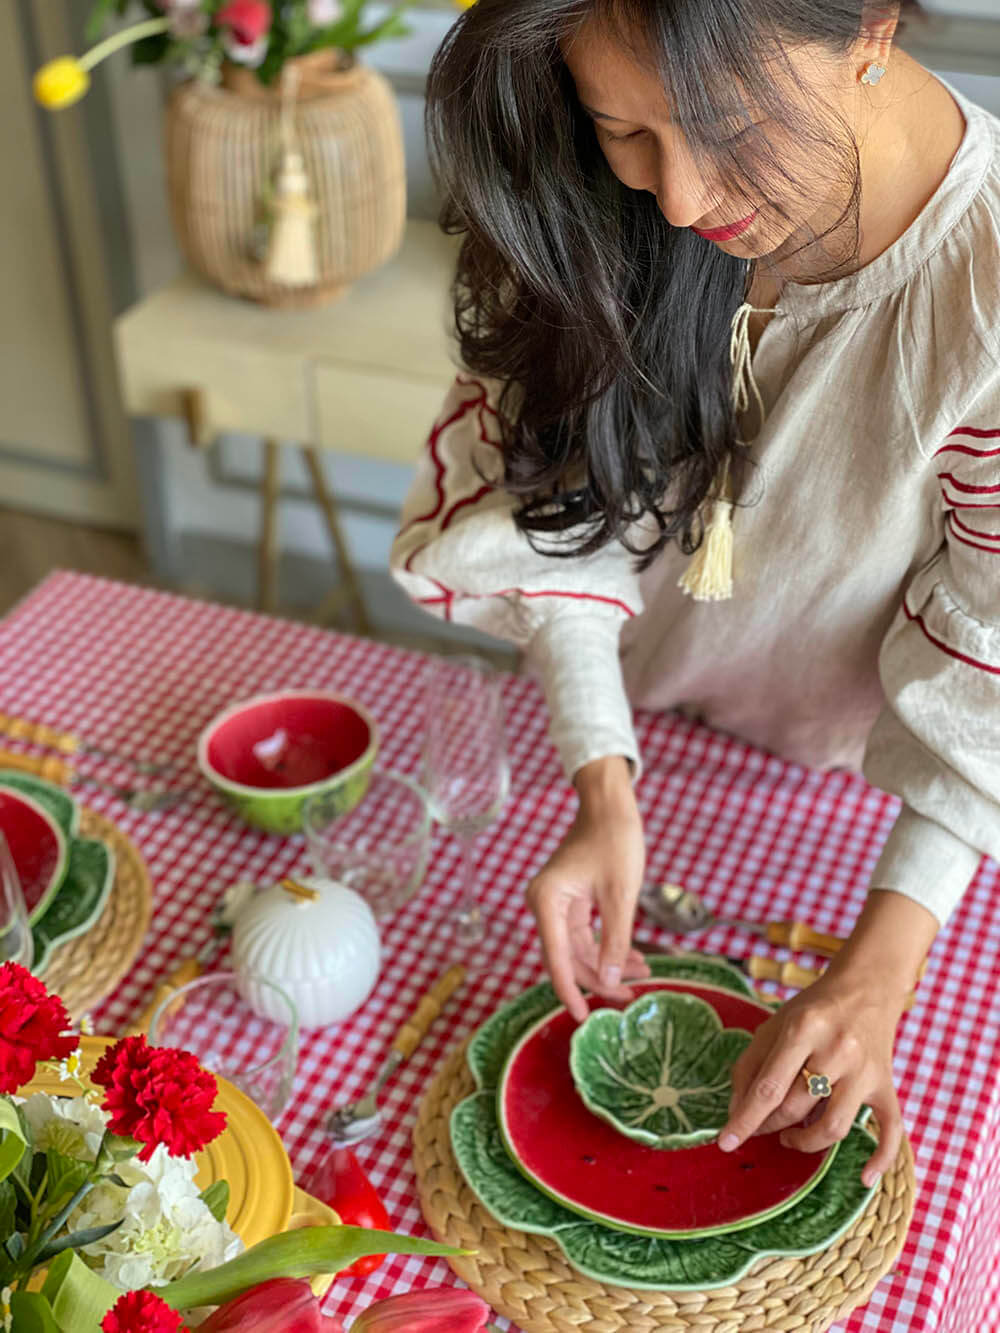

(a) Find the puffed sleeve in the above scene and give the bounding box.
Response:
[390,371,644,781]
[863,381,1000,927]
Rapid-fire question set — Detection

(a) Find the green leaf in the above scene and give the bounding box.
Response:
[0,1178,16,1239]
[40,1251,119,1328]
[34,1219,123,1266]
[199,1180,229,1223]
[4,1232,24,1263]
[84,0,118,43]
[9,1290,62,1333]
[160,1225,467,1311]
[44,1150,90,1210]
[0,1098,27,1185]
[129,31,171,65]
[352,8,413,48]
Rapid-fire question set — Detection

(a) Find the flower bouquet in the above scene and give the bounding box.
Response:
[0,963,468,1331]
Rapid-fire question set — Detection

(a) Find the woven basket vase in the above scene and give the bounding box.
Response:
[165,51,406,308]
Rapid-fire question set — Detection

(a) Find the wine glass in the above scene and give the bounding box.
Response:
[422,654,509,946]
[0,832,33,969]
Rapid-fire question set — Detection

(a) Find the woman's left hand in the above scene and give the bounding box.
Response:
[715,967,907,1188]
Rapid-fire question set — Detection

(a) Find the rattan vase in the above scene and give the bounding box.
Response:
[164,51,406,308]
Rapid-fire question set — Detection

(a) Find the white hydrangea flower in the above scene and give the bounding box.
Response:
[70,1144,242,1289]
[2,1285,12,1332]
[16,1093,108,1162]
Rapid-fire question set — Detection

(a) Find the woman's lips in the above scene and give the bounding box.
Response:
[691,209,759,242]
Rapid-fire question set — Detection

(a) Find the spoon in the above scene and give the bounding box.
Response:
[638,881,847,956]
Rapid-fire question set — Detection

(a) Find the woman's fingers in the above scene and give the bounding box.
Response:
[718,1031,814,1151]
[529,874,589,1022]
[596,882,638,990]
[779,1075,865,1155]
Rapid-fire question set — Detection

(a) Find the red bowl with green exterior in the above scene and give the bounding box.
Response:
[197,690,377,834]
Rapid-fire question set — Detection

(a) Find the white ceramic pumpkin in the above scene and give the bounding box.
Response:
[231,876,381,1028]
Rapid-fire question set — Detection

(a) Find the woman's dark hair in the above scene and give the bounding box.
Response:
[425,0,921,565]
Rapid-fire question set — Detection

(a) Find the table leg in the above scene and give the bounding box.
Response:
[258,439,281,612]
[301,445,371,635]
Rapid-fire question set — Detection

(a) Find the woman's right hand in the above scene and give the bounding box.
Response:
[526,755,650,1023]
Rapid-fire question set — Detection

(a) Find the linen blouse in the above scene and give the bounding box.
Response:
[391,85,1000,929]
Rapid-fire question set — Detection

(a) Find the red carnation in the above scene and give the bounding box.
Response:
[91,1034,227,1163]
[0,962,77,1093]
[101,1290,188,1333]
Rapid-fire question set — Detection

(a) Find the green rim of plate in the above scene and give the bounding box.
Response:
[31,838,115,977]
[451,954,877,1290]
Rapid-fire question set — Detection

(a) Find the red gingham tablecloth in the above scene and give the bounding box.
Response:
[2,572,998,1332]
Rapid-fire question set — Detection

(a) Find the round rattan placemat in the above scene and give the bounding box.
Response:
[414,1038,916,1333]
[43,808,152,1019]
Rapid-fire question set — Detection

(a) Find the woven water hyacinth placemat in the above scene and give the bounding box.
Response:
[413,1038,916,1333]
[43,808,152,1020]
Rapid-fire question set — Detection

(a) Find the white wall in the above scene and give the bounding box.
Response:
[109,10,1000,587]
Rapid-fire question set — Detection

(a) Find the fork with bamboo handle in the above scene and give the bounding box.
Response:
[0,711,174,774]
[0,748,193,812]
[745,954,922,1011]
[326,963,468,1143]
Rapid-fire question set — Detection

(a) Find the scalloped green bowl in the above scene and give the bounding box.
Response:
[570,989,752,1150]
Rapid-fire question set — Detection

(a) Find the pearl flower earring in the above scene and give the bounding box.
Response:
[861,62,887,86]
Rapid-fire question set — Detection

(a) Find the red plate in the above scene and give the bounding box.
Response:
[498,980,837,1239]
[0,788,68,924]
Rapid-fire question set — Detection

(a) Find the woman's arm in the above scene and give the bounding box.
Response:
[820,888,938,1005]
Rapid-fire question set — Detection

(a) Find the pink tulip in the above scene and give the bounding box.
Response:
[349,1287,490,1333]
[197,1279,344,1332]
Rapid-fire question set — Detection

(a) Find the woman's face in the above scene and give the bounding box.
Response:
[560,16,878,262]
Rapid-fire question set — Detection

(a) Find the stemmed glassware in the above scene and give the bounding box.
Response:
[0,831,33,969]
[422,654,509,946]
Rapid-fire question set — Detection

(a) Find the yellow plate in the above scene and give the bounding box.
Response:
[21,1036,295,1248]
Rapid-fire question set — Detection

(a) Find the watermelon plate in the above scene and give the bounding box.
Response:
[498,982,837,1238]
[0,772,115,975]
[451,955,878,1291]
[0,788,68,924]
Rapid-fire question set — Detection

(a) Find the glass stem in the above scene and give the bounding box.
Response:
[455,829,484,944]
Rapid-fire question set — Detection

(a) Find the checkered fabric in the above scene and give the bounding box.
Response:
[1,572,997,1332]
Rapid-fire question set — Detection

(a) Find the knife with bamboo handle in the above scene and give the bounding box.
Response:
[0,747,193,812]
[0,712,175,774]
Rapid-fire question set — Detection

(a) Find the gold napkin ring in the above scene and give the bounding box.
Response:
[802,1068,833,1098]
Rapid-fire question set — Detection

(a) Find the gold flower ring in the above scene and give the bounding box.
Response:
[801,1068,833,1099]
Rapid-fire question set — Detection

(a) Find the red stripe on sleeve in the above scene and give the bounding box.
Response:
[903,599,1000,675]
[936,472,1000,495]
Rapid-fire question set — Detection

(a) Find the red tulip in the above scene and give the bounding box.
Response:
[349,1287,490,1333]
[197,1279,344,1332]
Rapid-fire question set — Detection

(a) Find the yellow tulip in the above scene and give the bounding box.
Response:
[33,57,90,110]
[33,16,169,112]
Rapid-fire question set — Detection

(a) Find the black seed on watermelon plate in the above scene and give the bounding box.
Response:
[653,1184,670,1192]
[740,1162,756,1169]
[581,1155,596,1164]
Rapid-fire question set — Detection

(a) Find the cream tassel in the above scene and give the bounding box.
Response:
[265,64,319,287]
[677,455,735,601]
[677,297,777,602]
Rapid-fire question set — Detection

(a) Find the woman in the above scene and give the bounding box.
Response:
[391,0,1000,1190]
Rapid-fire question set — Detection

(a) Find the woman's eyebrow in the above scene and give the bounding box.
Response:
[579,102,630,122]
[580,101,676,126]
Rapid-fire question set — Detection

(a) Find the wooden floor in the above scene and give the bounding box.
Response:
[0,507,514,666]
